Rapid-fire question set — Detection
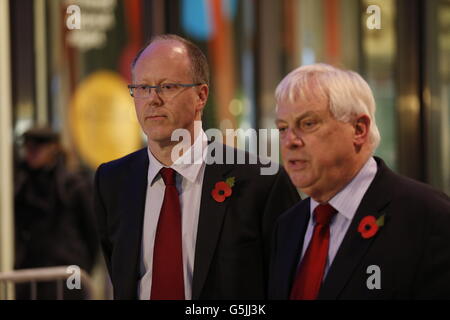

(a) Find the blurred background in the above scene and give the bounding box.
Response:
[0,0,449,299]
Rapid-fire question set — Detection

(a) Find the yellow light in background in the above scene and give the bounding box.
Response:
[69,70,142,169]
[228,98,243,116]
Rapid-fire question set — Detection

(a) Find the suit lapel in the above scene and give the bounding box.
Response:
[115,149,149,299]
[318,158,391,299]
[280,199,311,298]
[191,161,234,299]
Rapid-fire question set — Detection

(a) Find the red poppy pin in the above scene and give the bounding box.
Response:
[358,214,385,239]
[211,177,235,203]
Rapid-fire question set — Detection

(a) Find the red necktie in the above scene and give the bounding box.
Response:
[290,203,337,300]
[151,168,185,300]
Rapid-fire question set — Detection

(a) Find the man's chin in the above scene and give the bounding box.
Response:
[145,132,173,145]
[292,178,316,196]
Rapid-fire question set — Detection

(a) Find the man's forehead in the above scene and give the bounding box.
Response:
[141,40,187,60]
[133,40,191,81]
[276,97,328,118]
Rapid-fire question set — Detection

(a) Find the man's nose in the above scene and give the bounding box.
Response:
[146,87,163,105]
[283,128,304,149]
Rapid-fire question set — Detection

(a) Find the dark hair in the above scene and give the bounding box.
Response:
[22,127,60,145]
[131,34,210,86]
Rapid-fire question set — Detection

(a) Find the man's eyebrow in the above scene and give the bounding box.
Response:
[133,77,170,85]
[275,119,289,127]
[295,111,321,122]
[275,110,322,126]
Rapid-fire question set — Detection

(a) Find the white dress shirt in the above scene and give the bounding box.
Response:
[138,130,208,300]
[300,157,378,279]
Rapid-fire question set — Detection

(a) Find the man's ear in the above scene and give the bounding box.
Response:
[353,114,371,146]
[196,84,209,113]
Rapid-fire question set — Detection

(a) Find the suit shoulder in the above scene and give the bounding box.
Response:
[96,148,147,175]
[388,170,449,207]
[382,168,450,223]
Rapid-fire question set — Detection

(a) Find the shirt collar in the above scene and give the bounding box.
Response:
[147,148,164,186]
[310,157,378,222]
[147,129,208,185]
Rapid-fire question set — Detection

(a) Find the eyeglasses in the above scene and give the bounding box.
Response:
[127,83,203,99]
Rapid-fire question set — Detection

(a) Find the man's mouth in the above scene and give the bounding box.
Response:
[287,159,308,170]
[145,115,167,120]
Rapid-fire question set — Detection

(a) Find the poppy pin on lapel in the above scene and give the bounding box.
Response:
[358,214,385,239]
[211,177,235,203]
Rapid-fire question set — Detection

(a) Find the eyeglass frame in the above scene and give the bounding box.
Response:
[127,83,204,99]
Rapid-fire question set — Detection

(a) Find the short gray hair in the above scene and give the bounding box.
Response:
[275,63,381,151]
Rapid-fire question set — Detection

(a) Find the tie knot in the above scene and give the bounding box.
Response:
[160,167,176,186]
[314,204,336,226]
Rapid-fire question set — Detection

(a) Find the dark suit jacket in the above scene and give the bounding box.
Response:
[269,157,450,299]
[94,145,300,299]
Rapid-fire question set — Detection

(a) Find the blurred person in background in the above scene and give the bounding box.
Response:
[14,127,98,299]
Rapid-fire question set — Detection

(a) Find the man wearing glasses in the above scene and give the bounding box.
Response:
[93,34,300,300]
